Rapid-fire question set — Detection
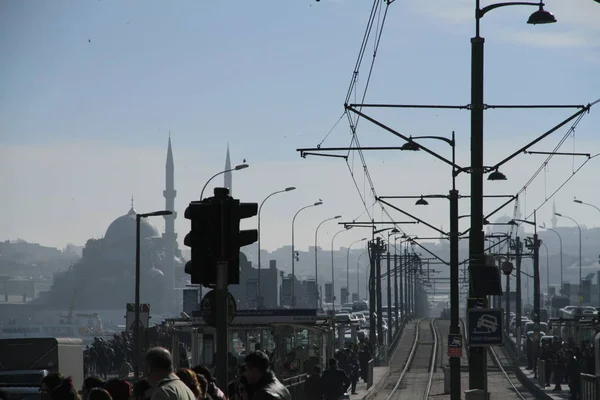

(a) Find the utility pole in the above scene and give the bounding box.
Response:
[368,240,377,349]
[376,238,384,347]
[515,236,522,357]
[387,251,392,344]
[399,252,404,321]
[394,249,399,330]
[449,188,461,400]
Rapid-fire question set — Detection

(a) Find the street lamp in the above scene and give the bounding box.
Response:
[574,198,600,215]
[539,224,563,290]
[134,209,173,379]
[357,251,367,299]
[540,241,550,294]
[331,227,352,348]
[257,187,296,307]
[200,163,249,200]
[469,0,555,392]
[314,215,341,308]
[555,212,582,304]
[346,238,367,303]
[291,201,323,307]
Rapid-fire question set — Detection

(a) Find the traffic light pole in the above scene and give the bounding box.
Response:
[216,193,230,393]
[386,252,392,345]
[216,260,229,393]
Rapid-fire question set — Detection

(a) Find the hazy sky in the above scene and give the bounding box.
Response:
[1,0,599,253]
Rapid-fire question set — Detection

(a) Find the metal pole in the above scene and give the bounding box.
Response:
[393,243,399,331]
[505,273,510,333]
[216,193,229,392]
[542,242,549,293]
[291,216,295,308]
[399,253,404,321]
[577,223,582,305]
[134,214,141,380]
[368,240,376,349]
[547,228,563,290]
[386,252,392,345]
[449,188,461,400]
[469,1,487,387]
[376,238,383,347]
[257,205,262,309]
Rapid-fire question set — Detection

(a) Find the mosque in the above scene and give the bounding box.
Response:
[31,139,235,314]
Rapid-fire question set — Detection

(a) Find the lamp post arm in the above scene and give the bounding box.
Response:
[581,201,600,215]
[201,168,234,199]
[478,1,542,19]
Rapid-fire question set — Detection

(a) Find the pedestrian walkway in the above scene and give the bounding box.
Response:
[517,366,571,400]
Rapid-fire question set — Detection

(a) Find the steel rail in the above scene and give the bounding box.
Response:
[489,346,528,400]
[424,318,440,399]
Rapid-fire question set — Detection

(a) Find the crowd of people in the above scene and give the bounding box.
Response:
[526,335,596,400]
[38,346,295,400]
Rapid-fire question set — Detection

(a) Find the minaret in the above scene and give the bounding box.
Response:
[163,135,177,308]
[224,144,232,195]
[551,200,558,229]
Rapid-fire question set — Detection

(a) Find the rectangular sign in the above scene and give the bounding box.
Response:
[125,303,150,332]
[468,308,504,347]
[447,334,463,357]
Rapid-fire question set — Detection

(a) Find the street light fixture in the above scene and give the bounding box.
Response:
[415,196,429,206]
[134,209,172,379]
[257,186,296,307]
[291,201,323,307]
[554,212,582,305]
[487,169,507,181]
[315,215,342,308]
[346,237,367,303]
[200,164,249,200]
[539,224,563,289]
[573,198,600,215]
[527,3,557,24]
[469,0,556,392]
[331,227,352,351]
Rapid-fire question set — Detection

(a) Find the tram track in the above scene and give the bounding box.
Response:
[380,318,439,400]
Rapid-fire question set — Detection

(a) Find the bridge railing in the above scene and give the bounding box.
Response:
[581,373,600,400]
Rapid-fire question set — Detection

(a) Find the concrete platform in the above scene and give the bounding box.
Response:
[351,366,390,400]
[516,366,571,400]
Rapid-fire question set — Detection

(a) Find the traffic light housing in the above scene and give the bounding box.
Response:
[184,188,258,287]
[225,200,258,284]
[184,199,221,286]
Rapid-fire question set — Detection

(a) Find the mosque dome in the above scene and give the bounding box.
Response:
[104,205,161,243]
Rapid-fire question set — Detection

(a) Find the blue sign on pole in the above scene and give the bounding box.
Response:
[447,334,463,357]
[467,308,504,347]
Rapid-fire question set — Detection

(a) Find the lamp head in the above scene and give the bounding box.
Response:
[334,215,342,219]
[285,187,296,192]
[508,220,517,225]
[391,228,400,234]
[314,201,323,206]
[527,4,557,25]
[361,237,367,241]
[401,141,420,151]
[234,163,249,170]
[555,212,562,217]
[488,169,507,181]
[574,199,583,204]
[415,196,429,206]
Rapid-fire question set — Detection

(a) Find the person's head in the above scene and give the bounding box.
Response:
[145,347,173,383]
[103,380,131,400]
[243,351,270,385]
[194,374,208,400]
[254,343,261,351]
[41,373,64,400]
[82,377,105,399]
[50,377,80,400]
[131,380,151,400]
[328,358,338,369]
[88,388,112,400]
[312,366,321,376]
[175,369,201,399]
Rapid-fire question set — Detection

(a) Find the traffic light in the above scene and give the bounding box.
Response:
[225,200,258,284]
[184,199,221,286]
